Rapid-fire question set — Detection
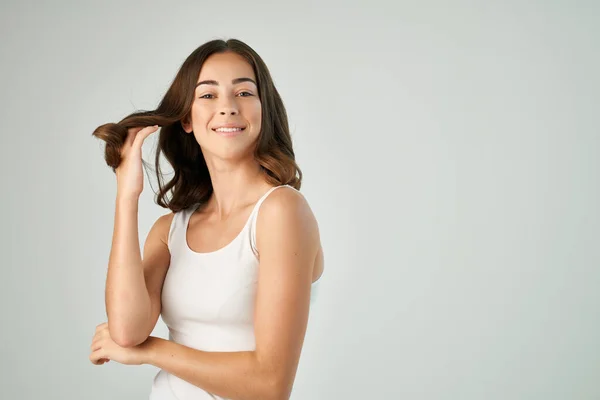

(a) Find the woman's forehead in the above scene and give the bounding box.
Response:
[198,53,255,83]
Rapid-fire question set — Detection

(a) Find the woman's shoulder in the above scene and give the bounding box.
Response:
[149,211,176,245]
[260,185,311,215]
[255,185,323,276]
[156,210,176,226]
[257,185,319,240]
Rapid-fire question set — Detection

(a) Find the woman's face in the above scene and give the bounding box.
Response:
[183,51,262,161]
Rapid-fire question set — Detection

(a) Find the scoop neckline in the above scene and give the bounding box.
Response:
[184,185,284,256]
[184,201,254,256]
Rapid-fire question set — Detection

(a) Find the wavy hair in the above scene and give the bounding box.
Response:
[91,38,302,213]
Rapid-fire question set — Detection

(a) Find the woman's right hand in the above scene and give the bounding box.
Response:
[115,125,160,199]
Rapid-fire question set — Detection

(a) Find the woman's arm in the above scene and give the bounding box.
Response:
[143,338,273,400]
[105,196,171,347]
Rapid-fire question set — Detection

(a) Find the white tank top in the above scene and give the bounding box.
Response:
[149,184,321,400]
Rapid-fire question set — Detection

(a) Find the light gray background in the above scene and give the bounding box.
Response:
[1,0,598,399]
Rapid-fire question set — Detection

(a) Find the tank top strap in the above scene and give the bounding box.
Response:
[248,184,296,256]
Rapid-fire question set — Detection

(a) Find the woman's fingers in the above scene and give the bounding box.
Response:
[124,127,141,150]
[90,349,105,365]
[90,322,111,365]
[121,125,159,157]
[91,337,101,351]
[95,322,107,331]
[89,343,110,365]
[132,125,159,148]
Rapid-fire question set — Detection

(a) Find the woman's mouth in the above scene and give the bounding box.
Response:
[212,127,246,137]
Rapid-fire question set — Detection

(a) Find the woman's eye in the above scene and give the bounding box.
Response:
[199,92,253,99]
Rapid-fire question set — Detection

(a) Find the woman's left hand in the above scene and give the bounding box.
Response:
[89,322,148,366]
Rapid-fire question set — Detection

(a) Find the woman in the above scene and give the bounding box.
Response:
[88,38,325,400]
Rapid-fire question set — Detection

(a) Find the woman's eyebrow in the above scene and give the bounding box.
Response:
[196,77,256,87]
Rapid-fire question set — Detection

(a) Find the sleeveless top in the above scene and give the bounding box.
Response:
[148,184,322,400]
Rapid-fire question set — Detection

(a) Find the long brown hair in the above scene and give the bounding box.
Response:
[91,38,302,213]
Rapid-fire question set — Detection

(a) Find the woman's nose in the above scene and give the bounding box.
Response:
[220,109,238,115]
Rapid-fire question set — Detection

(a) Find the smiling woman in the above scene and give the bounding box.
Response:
[89,38,324,400]
[181,52,264,164]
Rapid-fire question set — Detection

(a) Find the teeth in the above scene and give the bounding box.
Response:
[215,127,244,132]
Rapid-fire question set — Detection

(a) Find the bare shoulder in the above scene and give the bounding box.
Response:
[260,186,318,229]
[256,186,322,257]
[150,211,176,246]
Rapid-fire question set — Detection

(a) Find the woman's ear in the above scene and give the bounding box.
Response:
[181,116,192,133]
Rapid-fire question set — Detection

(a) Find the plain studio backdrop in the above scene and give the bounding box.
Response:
[0,1,598,399]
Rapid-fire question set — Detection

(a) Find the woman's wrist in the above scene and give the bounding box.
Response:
[139,336,161,365]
